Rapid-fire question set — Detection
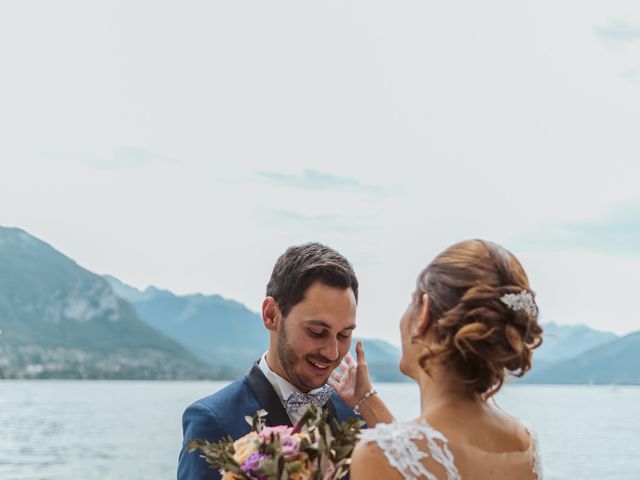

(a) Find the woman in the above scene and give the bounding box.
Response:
[329,239,544,479]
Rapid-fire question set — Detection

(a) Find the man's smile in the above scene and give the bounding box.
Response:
[305,356,338,378]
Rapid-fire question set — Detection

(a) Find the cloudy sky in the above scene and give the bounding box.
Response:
[1,1,639,344]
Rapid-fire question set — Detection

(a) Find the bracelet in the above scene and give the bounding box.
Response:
[353,387,377,415]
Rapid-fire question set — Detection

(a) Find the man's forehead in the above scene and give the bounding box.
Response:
[300,281,357,300]
[287,282,357,326]
[304,318,357,330]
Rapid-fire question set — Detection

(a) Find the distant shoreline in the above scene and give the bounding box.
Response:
[2,378,639,386]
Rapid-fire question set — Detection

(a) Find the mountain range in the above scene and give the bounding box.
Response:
[1,225,638,384]
[105,275,406,381]
[104,277,638,384]
[532,322,618,364]
[0,227,228,379]
[523,331,640,384]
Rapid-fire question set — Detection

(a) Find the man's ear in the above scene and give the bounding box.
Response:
[416,293,431,336]
[262,297,280,331]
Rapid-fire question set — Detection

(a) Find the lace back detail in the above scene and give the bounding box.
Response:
[360,421,461,480]
[521,421,543,479]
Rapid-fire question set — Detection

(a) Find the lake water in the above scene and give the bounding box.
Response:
[0,381,638,479]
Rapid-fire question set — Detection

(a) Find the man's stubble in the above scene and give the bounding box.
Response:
[276,321,315,393]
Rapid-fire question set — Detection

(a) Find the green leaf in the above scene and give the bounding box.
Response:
[285,460,303,473]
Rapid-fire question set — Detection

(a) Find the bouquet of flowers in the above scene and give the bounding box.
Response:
[188,405,363,480]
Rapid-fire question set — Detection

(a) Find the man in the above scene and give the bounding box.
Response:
[178,243,362,479]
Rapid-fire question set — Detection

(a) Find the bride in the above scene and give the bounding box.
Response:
[330,239,544,479]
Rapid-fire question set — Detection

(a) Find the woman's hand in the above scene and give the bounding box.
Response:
[328,340,373,408]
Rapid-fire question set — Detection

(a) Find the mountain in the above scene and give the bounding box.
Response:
[354,338,406,382]
[107,275,637,384]
[532,322,618,367]
[105,276,267,371]
[524,332,640,384]
[105,276,407,380]
[5,225,630,383]
[0,226,228,379]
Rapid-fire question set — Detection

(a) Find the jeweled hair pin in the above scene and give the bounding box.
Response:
[500,291,538,316]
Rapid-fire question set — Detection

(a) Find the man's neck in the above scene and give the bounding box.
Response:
[265,349,287,380]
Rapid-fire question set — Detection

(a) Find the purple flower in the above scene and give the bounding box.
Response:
[241,452,269,480]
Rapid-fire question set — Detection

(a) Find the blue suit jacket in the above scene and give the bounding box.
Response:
[178,363,363,480]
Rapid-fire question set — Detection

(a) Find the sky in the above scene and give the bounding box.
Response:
[1,1,639,344]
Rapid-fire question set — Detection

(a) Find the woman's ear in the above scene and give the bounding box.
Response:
[416,293,431,335]
[262,297,280,331]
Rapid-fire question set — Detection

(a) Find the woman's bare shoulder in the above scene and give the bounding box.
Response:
[425,403,532,453]
[350,433,404,480]
[352,420,457,480]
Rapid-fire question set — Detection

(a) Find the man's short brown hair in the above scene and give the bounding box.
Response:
[266,243,358,317]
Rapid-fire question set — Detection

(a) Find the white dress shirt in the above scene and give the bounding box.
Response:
[258,352,327,425]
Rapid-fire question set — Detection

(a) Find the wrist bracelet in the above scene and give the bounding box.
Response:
[353,387,377,415]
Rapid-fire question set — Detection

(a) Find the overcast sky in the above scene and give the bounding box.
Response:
[1,1,639,344]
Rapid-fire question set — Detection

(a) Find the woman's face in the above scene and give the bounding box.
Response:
[399,291,421,379]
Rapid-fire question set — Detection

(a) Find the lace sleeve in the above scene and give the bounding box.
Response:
[521,421,543,479]
[359,422,461,480]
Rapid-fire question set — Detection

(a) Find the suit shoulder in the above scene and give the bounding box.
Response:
[179,378,258,480]
[180,378,253,449]
[184,377,262,429]
[188,377,249,411]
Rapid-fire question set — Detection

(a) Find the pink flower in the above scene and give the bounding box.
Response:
[323,462,336,480]
[258,425,294,444]
[280,434,301,461]
[257,425,300,461]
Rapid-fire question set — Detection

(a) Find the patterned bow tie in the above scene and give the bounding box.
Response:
[282,385,333,413]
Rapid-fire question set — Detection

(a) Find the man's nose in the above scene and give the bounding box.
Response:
[319,337,339,363]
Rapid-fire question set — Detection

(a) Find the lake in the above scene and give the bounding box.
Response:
[0,381,638,479]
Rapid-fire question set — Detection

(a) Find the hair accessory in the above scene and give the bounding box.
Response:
[353,387,377,415]
[500,291,538,316]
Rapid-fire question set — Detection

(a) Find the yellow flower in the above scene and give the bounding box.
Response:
[289,458,313,480]
[293,432,311,443]
[221,472,237,480]
[232,431,259,465]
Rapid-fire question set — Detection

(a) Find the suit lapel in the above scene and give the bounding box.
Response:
[245,362,293,427]
[326,394,338,423]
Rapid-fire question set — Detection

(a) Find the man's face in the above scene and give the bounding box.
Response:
[276,281,357,392]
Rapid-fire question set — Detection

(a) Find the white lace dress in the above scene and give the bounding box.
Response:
[359,420,542,480]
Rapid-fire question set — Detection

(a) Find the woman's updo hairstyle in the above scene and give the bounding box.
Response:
[416,239,543,397]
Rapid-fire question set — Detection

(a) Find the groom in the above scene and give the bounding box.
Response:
[178,243,362,479]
